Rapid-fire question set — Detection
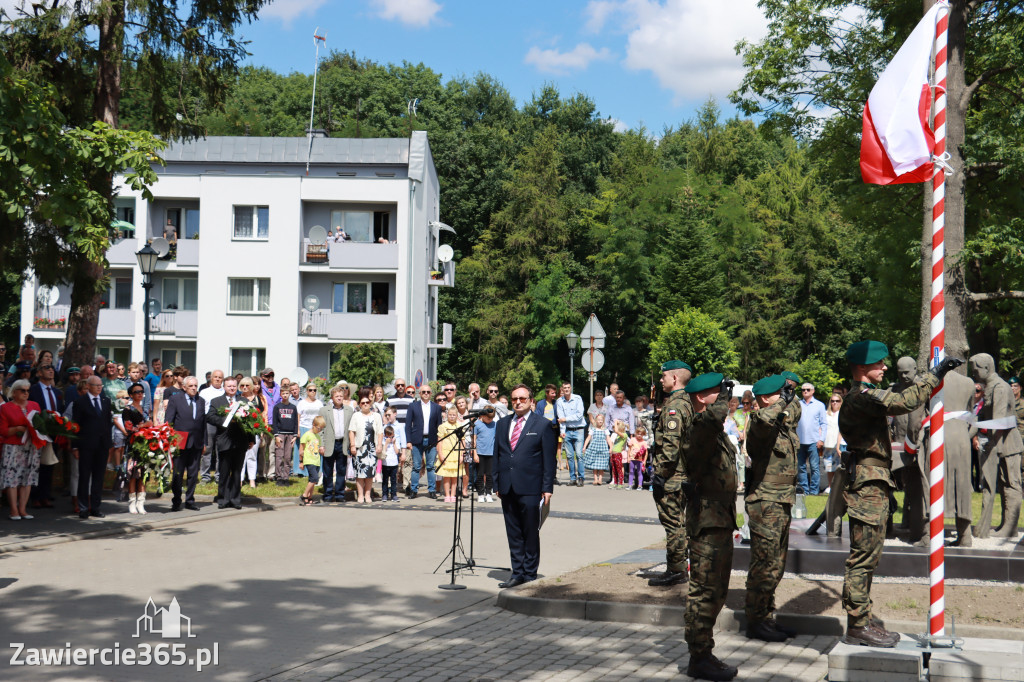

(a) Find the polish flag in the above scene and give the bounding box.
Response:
[860,3,944,185]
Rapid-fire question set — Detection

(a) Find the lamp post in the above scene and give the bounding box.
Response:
[565,331,579,394]
[135,244,159,366]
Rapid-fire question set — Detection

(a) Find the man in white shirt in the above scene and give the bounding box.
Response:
[198,370,225,483]
[468,382,489,411]
[557,382,587,487]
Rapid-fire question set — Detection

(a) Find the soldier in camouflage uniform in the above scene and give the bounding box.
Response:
[682,372,739,682]
[650,360,693,587]
[743,374,801,642]
[1012,377,1024,483]
[838,340,957,648]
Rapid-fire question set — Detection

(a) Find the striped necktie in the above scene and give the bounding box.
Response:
[510,416,525,451]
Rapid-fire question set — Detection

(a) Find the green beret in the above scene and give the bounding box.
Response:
[752,374,786,396]
[685,372,724,394]
[660,360,692,372]
[781,370,801,383]
[847,340,889,365]
[1009,376,1020,386]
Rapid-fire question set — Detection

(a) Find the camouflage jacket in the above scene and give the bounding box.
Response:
[654,389,693,490]
[745,396,801,504]
[684,393,738,534]
[838,374,939,489]
[1016,397,1024,442]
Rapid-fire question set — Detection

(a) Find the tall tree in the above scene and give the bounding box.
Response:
[1,0,269,369]
[733,0,1024,364]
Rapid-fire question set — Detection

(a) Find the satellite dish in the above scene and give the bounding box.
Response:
[151,237,170,257]
[290,367,309,387]
[303,294,320,313]
[37,286,59,307]
[146,298,161,319]
[309,225,328,246]
[436,244,454,263]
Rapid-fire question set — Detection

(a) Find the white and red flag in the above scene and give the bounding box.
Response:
[860,3,945,184]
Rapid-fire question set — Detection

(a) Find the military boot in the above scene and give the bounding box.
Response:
[870,619,900,642]
[746,620,787,642]
[648,570,688,587]
[844,622,898,648]
[767,617,797,638]
[686,653,738,681]
[993,494,1021,538]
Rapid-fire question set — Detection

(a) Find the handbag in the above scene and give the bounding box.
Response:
[346,457,356,480]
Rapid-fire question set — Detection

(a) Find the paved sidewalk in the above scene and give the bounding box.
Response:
[269,603,833,682]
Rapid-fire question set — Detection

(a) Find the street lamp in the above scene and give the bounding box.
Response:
[565,331,579,393]
[135,244,159,366]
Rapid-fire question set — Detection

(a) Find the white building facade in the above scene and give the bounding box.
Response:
[20,132,453,383]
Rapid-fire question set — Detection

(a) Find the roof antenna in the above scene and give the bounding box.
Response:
[306,27,327,176]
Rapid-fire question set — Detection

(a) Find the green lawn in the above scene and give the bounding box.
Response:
[144,478,355,499]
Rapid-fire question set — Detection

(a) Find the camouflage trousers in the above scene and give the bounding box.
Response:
[653,487,688,573]
[685,527,733,657]
[842,480,888,627]
[744,499,791,623]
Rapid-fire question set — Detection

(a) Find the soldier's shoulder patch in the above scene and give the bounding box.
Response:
[667,420,678,430]
[668,409,677,416]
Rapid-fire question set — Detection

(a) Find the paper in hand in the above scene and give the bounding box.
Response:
[538,497,550,530]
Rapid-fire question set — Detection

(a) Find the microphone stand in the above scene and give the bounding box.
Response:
[434,415,508,590]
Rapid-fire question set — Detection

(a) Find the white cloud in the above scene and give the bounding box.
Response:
[585,0,768,103]
[584,1,618,33]
[606,117,629,133]
[262,0,329,27]
[524,42,613,75]
[371,0,442,28]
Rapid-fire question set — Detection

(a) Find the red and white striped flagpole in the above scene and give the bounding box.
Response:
[928,2,950,639]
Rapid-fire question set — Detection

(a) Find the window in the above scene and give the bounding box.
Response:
[165,208,181,241]
[100,276,133,310]
[330,210,372,242]
[346,283,367,313]
[184,209,200,239]
[161,349,196,372]
[97,347,131,365]
[162,278,198,311]
[233,205,269,240]
[332,283,346,313]
[228,278,270,313]
[116,203,135,225]
[373,211,390,241]
[230,348,265,377]
[371,282,390,314]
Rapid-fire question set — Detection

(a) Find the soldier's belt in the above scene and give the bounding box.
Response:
[761,474,796,485]
[697,490,737,502]
[855,455,888,467]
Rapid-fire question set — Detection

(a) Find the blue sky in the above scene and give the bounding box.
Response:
[238,0,770,133]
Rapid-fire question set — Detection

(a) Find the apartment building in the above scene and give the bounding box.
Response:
[20,131,454,383]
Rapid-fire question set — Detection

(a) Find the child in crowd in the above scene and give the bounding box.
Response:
[582,413,609,486]
[381,425,401,502]
[299,416,325,505]
[381,406,405,502]
[627,426,648,490]
[472,406,497,501]
[436,405,461,503]
[607,419,627,489]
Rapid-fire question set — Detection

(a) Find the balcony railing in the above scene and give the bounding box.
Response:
[428,260,455,287]
[33,305,70,331]
[300,240,399,269]
[297,309,397,341]
[147,310,198,337]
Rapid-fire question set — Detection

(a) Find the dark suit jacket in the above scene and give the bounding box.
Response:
[206,395,252,452]
[71,392,113,452]
[493,411,557,496]
[164,391,207,451]
[29,382,64,414]
[405,399,444,448]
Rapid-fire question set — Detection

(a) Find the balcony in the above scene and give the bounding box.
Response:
[300,240,398,270]
[33,305,70,331]
[428,260,455,287]
[148,310,198,337]
[98,309,135,337]
[107,237,139,265]
[297,309,398,341]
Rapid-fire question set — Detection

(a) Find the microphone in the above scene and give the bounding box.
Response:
[465,407,495,418]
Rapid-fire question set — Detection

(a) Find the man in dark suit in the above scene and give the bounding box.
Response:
[404,384,444,499]
[493,383,557,588]
[206,377,253,509]
[71,376,113,518]
[165,375,207,511]
[29,362,64,508]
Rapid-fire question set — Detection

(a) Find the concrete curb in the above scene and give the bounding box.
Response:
[0,500,296,555]
[495,591,1024,641]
